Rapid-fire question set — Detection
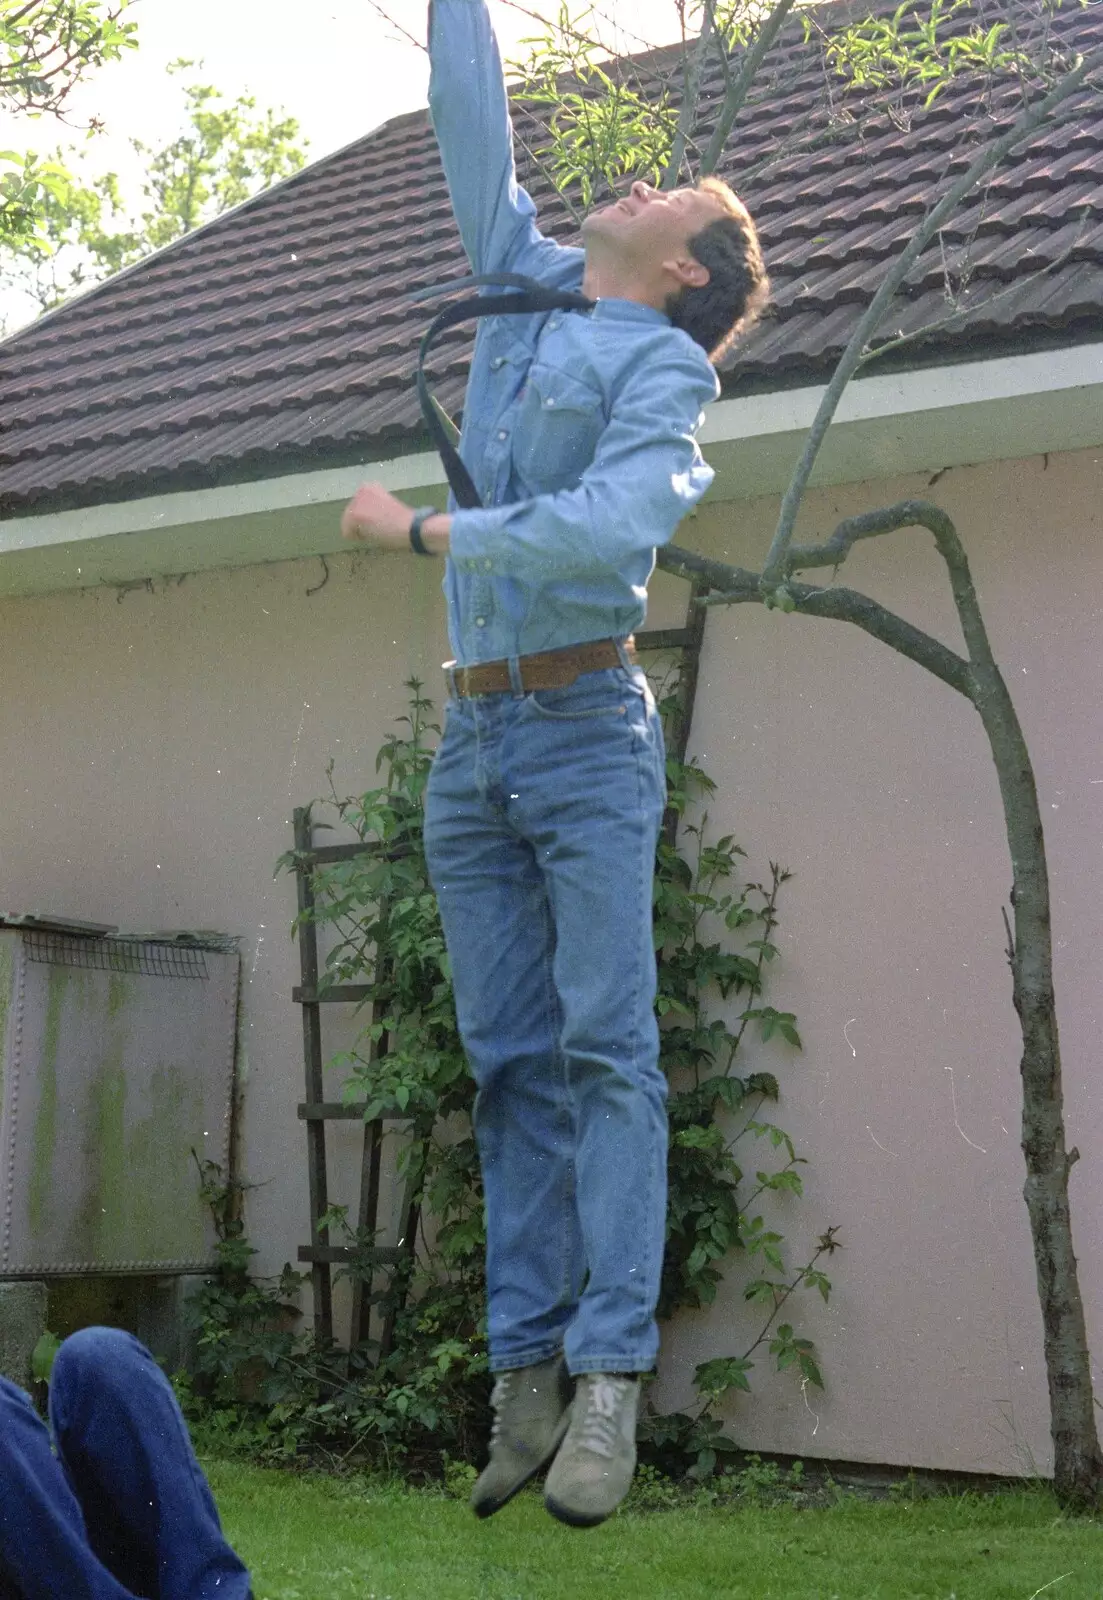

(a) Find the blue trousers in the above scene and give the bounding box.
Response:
[0,1327,251,1600]
[424,664,668,1375]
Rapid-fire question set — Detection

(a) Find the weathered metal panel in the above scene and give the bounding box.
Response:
[0,930,239,1276]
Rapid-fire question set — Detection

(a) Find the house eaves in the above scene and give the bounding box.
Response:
[2,340,1099,600]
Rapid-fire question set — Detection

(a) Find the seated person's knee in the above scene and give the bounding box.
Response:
[51,1325,139,1393]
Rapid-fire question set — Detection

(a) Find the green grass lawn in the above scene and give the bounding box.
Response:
[206,1460,1103,1600]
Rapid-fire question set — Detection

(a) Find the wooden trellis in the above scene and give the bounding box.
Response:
[291,817,411,1353]
[292,581,708,1352]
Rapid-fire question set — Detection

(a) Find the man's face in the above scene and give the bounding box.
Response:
[581,181,725,291]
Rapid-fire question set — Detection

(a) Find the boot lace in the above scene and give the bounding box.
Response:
[577,1375,632,1459]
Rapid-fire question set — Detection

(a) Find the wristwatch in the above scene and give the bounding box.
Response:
[408,506,439,556]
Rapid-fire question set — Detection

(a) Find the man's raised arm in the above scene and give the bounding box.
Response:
[428,0,571,281]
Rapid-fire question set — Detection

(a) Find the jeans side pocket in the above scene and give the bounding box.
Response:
[525,668,646,723]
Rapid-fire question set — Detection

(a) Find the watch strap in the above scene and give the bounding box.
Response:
[409,506,438,556]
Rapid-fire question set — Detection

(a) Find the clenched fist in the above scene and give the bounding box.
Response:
[340,482,416,549]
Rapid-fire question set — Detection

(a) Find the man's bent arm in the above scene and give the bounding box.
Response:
[446,344,720,578]
[428,0,571,281]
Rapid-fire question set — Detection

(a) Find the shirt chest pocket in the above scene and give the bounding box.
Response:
[511,362,607,494]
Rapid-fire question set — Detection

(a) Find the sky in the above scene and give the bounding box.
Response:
[1,0,692,327]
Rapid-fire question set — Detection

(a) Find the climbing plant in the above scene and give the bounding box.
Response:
[186,678,836,1477]
[648,747,839,1475]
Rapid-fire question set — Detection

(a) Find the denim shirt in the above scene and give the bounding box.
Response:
[427,0,721,666]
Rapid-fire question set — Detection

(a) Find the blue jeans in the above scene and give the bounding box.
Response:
[424,663,668,1375]
[0,1328,251,1600]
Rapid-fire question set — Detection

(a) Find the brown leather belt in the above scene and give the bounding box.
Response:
[446,636,636,697]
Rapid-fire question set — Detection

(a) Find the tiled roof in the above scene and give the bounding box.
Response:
[1,1,1101,516]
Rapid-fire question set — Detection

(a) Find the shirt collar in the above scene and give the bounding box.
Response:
[588,297,670,327]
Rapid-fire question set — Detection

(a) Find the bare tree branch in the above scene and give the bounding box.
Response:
[855,203,1095,371]
[497,0,681,94]
[662,0,716,188]
[558,0,678,61]
[654,539,760,592]
[361,0,428,53]
[789,578,973,697]
[824,113,1094,367]
[699,0,799,176]
[655,536,974,696]
[706,0,732,91]
[785,497,993,668]
[760,46,1102,591]
[6,3,44,28]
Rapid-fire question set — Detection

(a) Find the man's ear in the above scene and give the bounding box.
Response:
[663,253,710,291]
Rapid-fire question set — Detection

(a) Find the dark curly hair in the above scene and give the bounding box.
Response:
[664,176,769,365]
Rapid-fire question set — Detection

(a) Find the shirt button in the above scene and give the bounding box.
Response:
[545,397,556,408]
[475,616,487,628]
[497,429,508,441]
[491,356,505,370]
[483,559,492,571]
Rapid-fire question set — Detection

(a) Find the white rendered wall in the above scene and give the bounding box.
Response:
[0,445,1100,1475]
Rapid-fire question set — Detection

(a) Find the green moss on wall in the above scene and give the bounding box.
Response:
[29,965,208,1265]
[68,1049,127,1262]
[124,1065,205,1259]
[106,973,129,1019]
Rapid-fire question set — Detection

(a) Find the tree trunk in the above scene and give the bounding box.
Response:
[967,659,1102,1505]
[661,518,1103,1505]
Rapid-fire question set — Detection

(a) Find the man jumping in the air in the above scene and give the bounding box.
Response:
[341,0,768,1529]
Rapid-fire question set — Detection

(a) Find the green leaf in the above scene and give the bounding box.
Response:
[675,1124,724,1152]
[31,1332,62,1383]
[744,1071,780,1100]
[762,1168,804,1197]
[803,1268,832,1303]
[695,1355,753,1398]
[744,1277,780,1306]
[714,1076,746,1112]
[746,939,779,961]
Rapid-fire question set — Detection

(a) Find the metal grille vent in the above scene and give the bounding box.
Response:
[23,933,209,980]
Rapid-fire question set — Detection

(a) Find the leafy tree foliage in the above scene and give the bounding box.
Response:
[1,0,137,247]
[1,59,308,315]
[503,0,1069,207]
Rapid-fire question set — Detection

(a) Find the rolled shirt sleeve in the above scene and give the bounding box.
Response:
[448,338,721,579]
